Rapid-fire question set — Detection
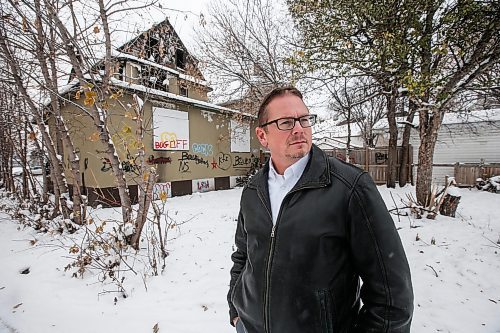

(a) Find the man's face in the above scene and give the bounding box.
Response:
[256,94,313,172]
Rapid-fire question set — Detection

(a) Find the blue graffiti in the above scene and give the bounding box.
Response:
[192,143,214,157]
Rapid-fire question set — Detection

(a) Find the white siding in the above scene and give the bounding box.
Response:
[411,121,500,184]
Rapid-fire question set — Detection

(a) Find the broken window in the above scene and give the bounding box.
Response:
[176,49,186,69]
[179,84,188,97]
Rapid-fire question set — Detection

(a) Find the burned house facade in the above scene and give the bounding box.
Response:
[53,19,260,206]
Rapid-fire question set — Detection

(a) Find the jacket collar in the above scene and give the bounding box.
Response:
[248,144,331,192]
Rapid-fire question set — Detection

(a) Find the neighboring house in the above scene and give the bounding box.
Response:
[218,82,276,117]
[50,19,260,206]
[314,109,500,185]
[408,109,500,185]
[313,119,376,149]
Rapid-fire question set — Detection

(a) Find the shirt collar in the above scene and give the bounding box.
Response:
[269,152,310,181]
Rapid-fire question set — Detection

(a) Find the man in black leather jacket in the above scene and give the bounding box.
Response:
[228,87,413,333]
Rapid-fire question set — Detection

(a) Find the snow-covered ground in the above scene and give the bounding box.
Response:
[0,186,499,333]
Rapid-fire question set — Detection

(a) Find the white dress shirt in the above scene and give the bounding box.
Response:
[268,153,310,225]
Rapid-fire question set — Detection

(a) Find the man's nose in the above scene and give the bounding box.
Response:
[291,119,304,134]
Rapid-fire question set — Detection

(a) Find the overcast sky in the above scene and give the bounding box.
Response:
[115,0,213,53]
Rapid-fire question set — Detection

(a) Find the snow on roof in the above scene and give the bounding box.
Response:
[315,136,364,149]
[113,51,208,87]
[109,77,256,118]
[312,108,500,140]
[41,78,80,106]
[372,108,500,131]
[41,76,254,119]
[313,118,364,138]
[440,108,500,125]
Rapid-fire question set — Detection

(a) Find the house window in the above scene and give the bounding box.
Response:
[152,107,189,151]
[117,61,126,81]
[230,119,250,152]
[179,85,188,97]
[129,62,141,80]
[146,36,159,63]
[176,49,186,69]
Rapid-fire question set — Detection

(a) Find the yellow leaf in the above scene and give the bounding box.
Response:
[93,26,100,33]
[28,132,36,141]
[143,172,150,181]
[122,125,132,134]
[75,90,81,100]
[95,225,103,234]
[84,97,95,106]
[111,89,123,99]
[85,91,97,99]
[159,191,167,202]
[69,245,80,254]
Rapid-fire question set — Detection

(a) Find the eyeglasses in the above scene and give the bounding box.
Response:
[260,114,317,131]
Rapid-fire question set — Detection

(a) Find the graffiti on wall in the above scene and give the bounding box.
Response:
[197,180,210,191]
[147,155,172,165]
[178,152,209,173]
[155,132,188,150]
[179,152,209,167]
[192,143,214,157]
[99,152,140,175]
[152,182,172,200]
[233,155,253,168]
[217,152,232,170]
[192,178,214,193]
[375,152,388,165]
[235,176,248,187]
[101,158,112,172]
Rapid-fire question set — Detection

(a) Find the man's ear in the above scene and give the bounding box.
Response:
[255,126,268,148]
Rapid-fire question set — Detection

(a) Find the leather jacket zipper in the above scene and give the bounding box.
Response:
[259,183,327,333]
[264,224,276,333]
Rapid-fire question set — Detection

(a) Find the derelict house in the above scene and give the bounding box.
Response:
[50,19,260,207]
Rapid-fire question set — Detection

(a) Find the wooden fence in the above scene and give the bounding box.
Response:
[266,146,499,186]
[324,146,413,184]
[454,163,500,186]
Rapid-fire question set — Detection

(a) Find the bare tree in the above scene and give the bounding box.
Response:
[0,18,73,219]
[328,77,386,152]
[196,0,301,114]
[413,0,500,206]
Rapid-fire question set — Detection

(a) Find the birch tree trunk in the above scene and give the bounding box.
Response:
[46,1,132,224]
[0,30,70,219]
[33,0,84,224]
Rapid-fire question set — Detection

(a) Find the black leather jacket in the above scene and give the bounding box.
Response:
[228,145,413,333]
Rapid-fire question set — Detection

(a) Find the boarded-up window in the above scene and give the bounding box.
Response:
[153,107,189,151]
[231,119,250,152]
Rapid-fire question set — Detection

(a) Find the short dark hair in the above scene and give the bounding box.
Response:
[258,86,304,127]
